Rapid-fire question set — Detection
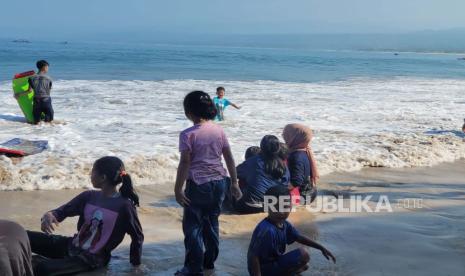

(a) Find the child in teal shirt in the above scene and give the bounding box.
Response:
[213,87,241,121]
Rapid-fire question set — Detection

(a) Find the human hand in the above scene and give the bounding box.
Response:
[230,183,243,200]
[175,189,190,207]
[321,247,336,263]
[41,212,59,234]
[311,174,319,187]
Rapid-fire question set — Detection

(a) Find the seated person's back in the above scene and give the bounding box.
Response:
[237,146,261,188]
[238,155,289,206]
[287,150,311,188]
[234,135,289,214]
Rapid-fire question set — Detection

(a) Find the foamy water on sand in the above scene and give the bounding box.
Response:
[1,77,464,190]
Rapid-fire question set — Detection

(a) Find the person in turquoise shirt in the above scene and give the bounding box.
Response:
[213,87,241,121]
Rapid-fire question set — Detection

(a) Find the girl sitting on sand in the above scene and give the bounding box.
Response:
[282,123,319,204]
[174,91,242,275]
[28,156,143,276]
[233,135,290,214]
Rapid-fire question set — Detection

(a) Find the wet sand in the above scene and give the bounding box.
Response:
[1,160,464,275]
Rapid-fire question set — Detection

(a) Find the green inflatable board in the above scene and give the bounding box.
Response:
[12,71,36,123]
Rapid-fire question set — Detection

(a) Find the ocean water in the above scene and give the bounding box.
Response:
[1,40,465,190]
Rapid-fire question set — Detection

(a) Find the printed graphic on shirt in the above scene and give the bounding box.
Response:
[72,204,119,254]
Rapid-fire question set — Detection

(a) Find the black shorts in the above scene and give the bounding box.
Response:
[33,98,54,123]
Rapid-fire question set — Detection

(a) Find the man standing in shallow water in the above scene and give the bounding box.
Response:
[15,60,54,124]
[462,119,465,133]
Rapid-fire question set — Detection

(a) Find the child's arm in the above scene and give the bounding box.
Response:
[14,78,34,99]
[296,234,336,263]
[231,103,241,109]
[40,212,60,234]
[174,150,191,207]
[41,191,90,234]
[17,78,33,98]
[223,146,242,199]
[226,99,241,110]
[288,155,305,189]
[13,89,32,99]
[308,147,319,186]
[249,255,262,276]
[126,204,144,266]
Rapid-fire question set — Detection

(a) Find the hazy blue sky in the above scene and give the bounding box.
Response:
[1,0,465,39]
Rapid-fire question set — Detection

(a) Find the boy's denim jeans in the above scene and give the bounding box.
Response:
[182,178,227,275]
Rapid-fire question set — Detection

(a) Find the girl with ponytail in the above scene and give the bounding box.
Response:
[28,156,144,276]
[93,156,139,207]
[233,135,290,214]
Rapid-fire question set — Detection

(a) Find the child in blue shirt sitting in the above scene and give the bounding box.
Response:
[248,185,336,276]
[234,136,289,214]
[213,87,240,121]
[238,146,261,189]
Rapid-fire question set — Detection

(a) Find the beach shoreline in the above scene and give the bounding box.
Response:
[2,76,465,192]
[1,159,464,275]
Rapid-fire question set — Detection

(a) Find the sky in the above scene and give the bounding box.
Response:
[1,0,465,40]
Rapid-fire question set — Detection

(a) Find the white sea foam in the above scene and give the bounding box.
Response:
[1,78,464,190]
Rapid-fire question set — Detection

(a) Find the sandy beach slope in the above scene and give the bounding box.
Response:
[1,160,464,275]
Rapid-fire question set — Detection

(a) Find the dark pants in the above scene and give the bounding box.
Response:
[232,197,263,214]
[27,231,92,276]
[222,177,263,215]
[250,248,307,276]
[181,178,227,275]
[33,98,54,124]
